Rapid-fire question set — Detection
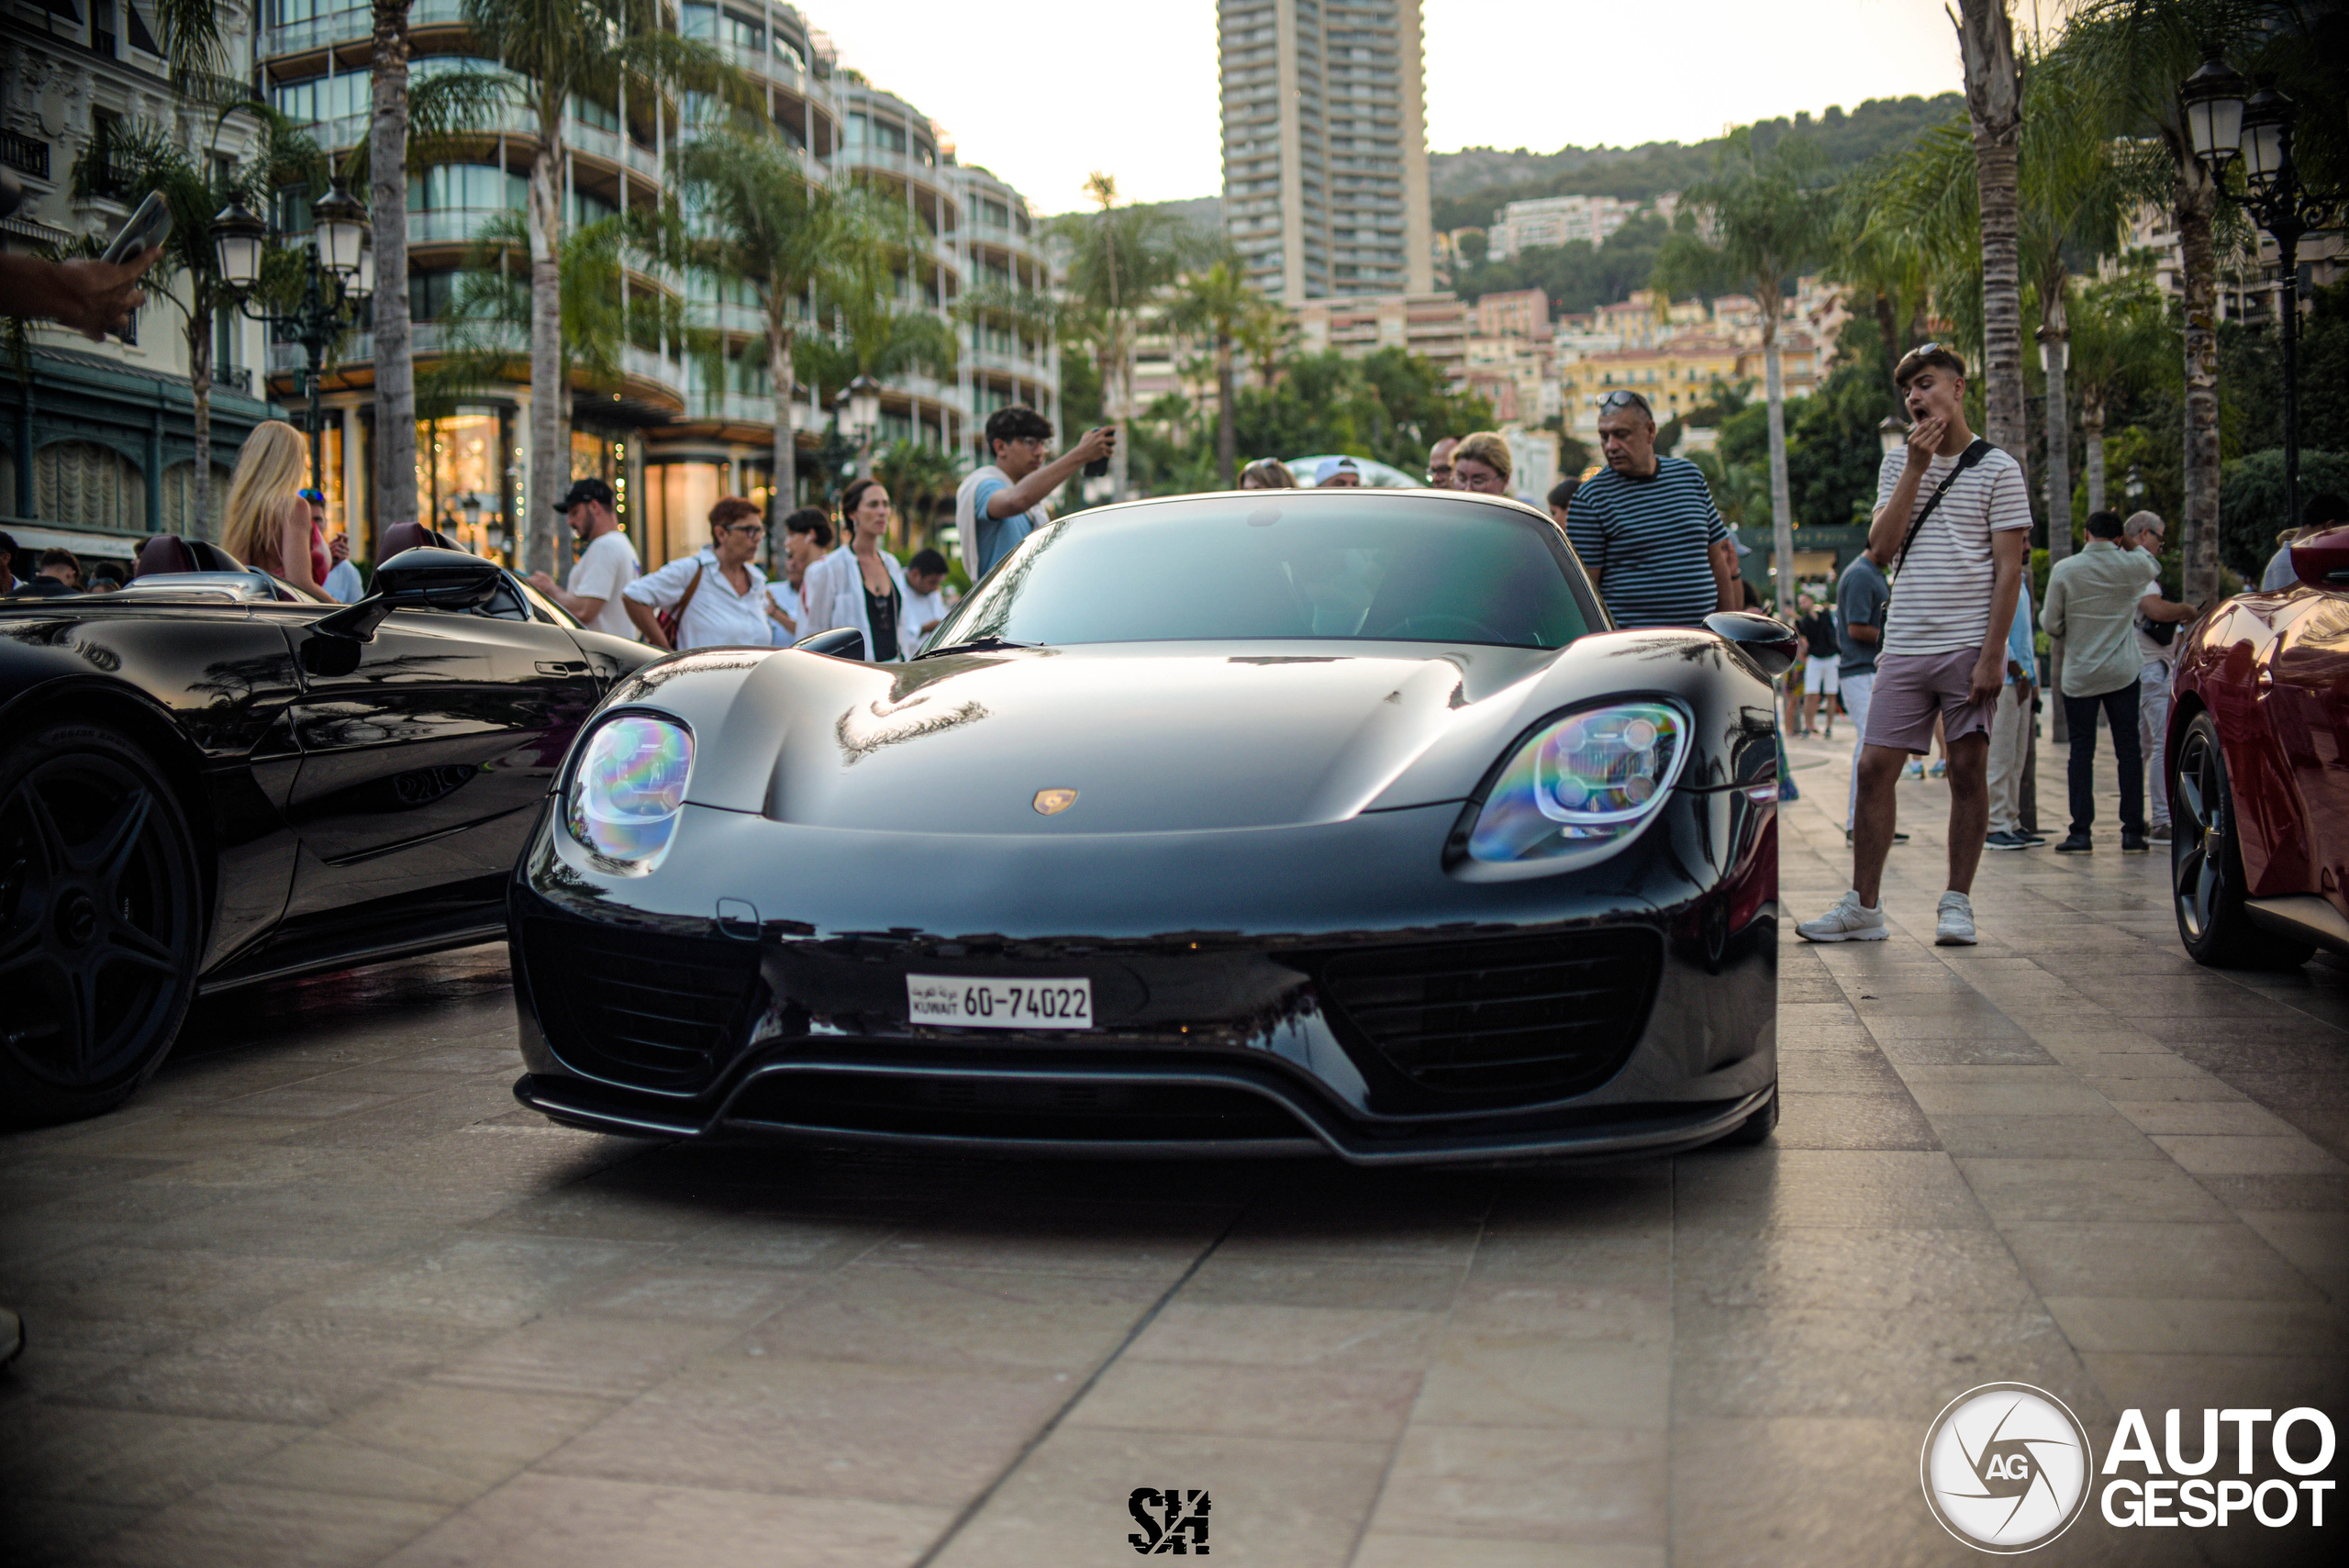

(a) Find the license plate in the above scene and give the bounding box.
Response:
[906,974,1097,1030]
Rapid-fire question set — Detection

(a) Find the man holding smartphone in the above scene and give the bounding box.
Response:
[955,406,1116,577]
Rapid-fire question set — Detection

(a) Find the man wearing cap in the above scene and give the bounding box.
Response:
[529,477,640,640]
[1317,457,1362,488]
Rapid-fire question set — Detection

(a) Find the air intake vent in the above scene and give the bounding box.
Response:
[524,919,761,1092]
[1314,929,1659,1098]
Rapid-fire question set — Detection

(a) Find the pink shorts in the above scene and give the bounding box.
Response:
[1864,651,1992,754]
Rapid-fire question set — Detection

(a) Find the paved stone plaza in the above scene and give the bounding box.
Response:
[3,734,2343,1567]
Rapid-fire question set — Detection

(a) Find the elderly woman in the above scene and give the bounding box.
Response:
[1238,458,1299,491]
[1450,431,1514,495]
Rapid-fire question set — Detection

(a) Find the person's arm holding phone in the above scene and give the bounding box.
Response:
[985,426,1117,519]
[0,247,162,339]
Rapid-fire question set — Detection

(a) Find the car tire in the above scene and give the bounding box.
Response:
[1717,1085,1778,1147]
[0,723,205,1126]
[2170,711,2313,971]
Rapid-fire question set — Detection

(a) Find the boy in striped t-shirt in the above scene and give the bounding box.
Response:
[1798,344,2031,948]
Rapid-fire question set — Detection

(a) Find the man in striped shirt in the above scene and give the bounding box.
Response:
[1564,390,1737,628]
[1798,344,2031,948]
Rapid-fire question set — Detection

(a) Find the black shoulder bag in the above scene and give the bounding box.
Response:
[1892,438,1994,580]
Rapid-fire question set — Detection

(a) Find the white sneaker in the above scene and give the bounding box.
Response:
[1935,891,1977,946]
[1798,891,1889,943]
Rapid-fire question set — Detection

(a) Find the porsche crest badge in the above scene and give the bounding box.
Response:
[1033,788,1078,816]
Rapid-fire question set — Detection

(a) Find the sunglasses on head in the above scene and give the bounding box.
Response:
[1598,390,1651,414]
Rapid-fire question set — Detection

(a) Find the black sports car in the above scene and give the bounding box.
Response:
[1,548,656,1123]
[511,490,1797,1162]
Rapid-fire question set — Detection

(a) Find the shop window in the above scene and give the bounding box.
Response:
[36,440,145,532]
[160,461,234,538]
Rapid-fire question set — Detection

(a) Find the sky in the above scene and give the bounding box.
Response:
[812,1,1970,214]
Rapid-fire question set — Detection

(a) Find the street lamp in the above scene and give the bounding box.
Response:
[460,492,484,554]
[836,374,882,476]
[2181,61,2338,543]
[213,179,373,495]
[1877,417,1909,458]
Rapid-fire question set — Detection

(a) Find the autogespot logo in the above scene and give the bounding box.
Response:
[1920,1383,2095,1552]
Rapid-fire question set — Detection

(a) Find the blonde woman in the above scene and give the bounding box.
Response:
[221,420,331,601]
[1238,457,1298,490]
[1451,431,1514,495]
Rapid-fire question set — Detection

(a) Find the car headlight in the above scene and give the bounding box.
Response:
[563,714,694,868]
[1464,701,1690,863]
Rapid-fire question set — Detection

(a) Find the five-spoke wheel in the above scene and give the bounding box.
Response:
[0,724,203,1123]
[2170,711,2310,970]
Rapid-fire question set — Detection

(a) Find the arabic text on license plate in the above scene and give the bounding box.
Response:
[906,974,1096,1030]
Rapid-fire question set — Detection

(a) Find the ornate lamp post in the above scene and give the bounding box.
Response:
[211,179,373,492]
[2181,60,2342,541]
[836,375,882,480]
[1877,417,1910,460]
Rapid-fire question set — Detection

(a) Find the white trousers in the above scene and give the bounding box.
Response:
[1987,683,2032,834]
[2140,658,2172,827]
[1840,670,1874,831]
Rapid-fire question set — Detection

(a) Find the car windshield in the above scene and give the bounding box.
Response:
[930,494,1592,651]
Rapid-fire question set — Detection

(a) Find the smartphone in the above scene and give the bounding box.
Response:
[1082,427,1112,479]
[101,190,173,265]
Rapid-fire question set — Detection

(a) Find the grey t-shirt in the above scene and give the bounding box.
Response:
[1836,553,1889,676]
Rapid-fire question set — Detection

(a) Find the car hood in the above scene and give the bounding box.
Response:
[618,632,1766,835]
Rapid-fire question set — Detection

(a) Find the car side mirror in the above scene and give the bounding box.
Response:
[2291,525,2349,590]
[302,548,507,666]
[795,627,867,662]
[1705,611,1801,680]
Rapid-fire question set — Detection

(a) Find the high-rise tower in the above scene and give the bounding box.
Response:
[1218,0,1433,302]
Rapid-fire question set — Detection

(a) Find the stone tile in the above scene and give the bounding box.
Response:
[927,1427,1388,1568]
[2000,1221,2322,1302]
[1675,1150,1992,1231]
[861,1214,1223,1283]
[378,1473,945,1568]
[1369,1423,1665,1543]
[1675,1226,2038,1313]
[738,1263,1163,1373]
[1930,1113,2165,1160]
[1671,1304,2099,1423]
[0,1404,305,1507]
[1903,1079,2115,1118]
[1412,1338,1670,1429]
[2043,1295,2349,1357]
[573,1264,818,1324]
[428,1313,741,1401]
[2079,1351,2349,1416]
[2196,1173,2349,1214]
[1775,1047,1908,1095]
[1126,1302,1442,1371]
[1955,1158,2235,1224]
[306,1384,617,1493]
[1353,1539,1662,1568]
[308,1234,660,1330]
[2235,1209,2349,1302]
[1871,1034,2063,1068]
[6,1244,354,1333]
[1181,1253,1465,1311]
[538,1356,1073,1506]
[2112,1100,2300,1136]
[1069,1356,1421,1441]
[1774,1092,1940,1150]
[2150,1135,2349,1177]
[76,1481,446,1568]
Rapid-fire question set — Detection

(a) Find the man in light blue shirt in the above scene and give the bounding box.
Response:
[1984,577,2041,849]
[954,406,1116,578]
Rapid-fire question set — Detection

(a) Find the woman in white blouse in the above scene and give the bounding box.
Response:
[801,479,914,662]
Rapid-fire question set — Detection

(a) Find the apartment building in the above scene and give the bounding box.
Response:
[2,4,279,564]
[1472,287,1547,339]
[1294,290,1465,384]
[1485,194,1636,261]
[1218,0,1432,303]
[3,1,1053,572]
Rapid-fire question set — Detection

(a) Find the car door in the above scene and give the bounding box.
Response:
[2267,588,2349,916]
[281,584,603,917]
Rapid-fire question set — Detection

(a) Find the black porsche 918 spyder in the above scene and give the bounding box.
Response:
[1,548,656,1124]
[511,489,1798,1162]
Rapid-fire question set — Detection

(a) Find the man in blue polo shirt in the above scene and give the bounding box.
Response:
[955,406,1116,578]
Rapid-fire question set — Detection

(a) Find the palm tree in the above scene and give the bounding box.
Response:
[871,439,961,550]
[1160,258,1260,487]
[2065,266,2172,518]
[1657,129,1837,611]
[2068,0,2264,603]
[72,115,320,537]
[1956,0,2031,474]
[802,247,959,473]
[677,127,888,520]
[448,0,745,573]
[1824,173,1932,417]
[370,2,417,552]
[1235,298,1298,392]
[1048,173,1189,502]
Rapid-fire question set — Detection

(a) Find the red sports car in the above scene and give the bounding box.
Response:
[2167,524,2349,967]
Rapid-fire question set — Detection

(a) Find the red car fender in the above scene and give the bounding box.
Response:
[2171,595,2309,896]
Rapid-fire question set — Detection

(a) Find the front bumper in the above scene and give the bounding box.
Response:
[507,787,1778,1163]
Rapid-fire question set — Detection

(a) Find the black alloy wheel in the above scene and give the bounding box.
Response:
[0,724,204,1123]
[2170,711,2311,971]
[1715,1084,1778,1148]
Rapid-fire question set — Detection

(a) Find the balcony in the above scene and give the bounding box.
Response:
[0,128,49,181]
[265,0,463,58]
